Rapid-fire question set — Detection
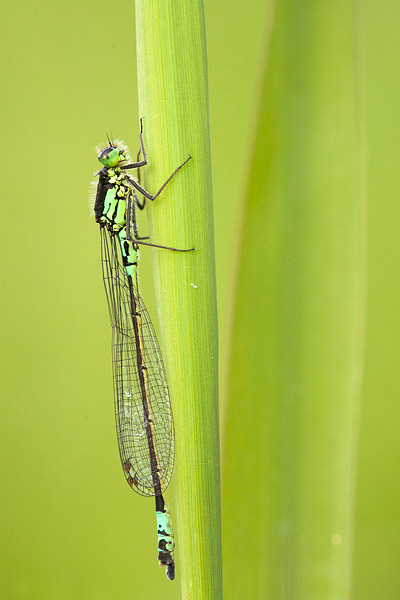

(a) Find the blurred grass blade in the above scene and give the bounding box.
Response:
[222,1,366,598]
[135,1,222,598]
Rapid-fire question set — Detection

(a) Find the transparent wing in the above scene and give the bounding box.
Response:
[100,228,174,496]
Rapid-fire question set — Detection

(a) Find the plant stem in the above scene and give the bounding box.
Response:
[135,1,222,598]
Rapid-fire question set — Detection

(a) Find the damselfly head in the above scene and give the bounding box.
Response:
[97,139,131,168]
[97,145,120,168]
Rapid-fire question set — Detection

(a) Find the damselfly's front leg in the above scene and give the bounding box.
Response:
[123,119,192,207]
[122,117,148,170]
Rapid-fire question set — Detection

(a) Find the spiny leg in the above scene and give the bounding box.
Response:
[126,191,148,242]
[135,119,144,184]
[126,192,191,251]
[131,193,148,240]
[134,239,194,253]
[122,117,148,170]
[122,119,192,202]
[127,154,192,202]
[136,149,142,186]
[134,189,146,211]
[122,119,193,250]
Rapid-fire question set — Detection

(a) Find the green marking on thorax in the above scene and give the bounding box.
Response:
[102,168,130,231]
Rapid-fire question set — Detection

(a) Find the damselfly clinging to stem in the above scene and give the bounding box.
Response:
[91,119,193,580]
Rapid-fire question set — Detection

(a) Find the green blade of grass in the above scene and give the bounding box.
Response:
[222,1,366,598]
[135,1,222,598]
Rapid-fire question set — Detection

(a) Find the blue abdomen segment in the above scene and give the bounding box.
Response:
[157,510,174,554]
[157,508,175,579]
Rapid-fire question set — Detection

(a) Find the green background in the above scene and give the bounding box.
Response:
[0,1,398,598]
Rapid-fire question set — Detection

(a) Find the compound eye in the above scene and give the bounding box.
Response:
[98,146,120,168]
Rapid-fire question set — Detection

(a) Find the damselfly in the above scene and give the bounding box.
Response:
[91,120,192,580]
